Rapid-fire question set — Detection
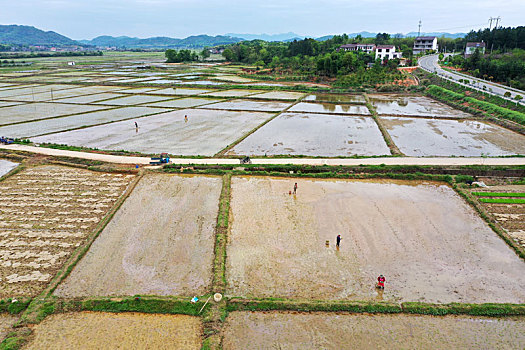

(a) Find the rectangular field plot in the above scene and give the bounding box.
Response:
[369,94,472,118]
[146,97,221,108]
[227,113,389,156]
[3,86,123,102]
[55,92,125,104]
[199,99,291,112]
[382,117,525,156]
[0,84,72,98]
[247,91,305,100]
[304,93,366,104]
[223,312,525,350]
[93,94,172,106]
[201,89,263,97]
[0,106,169,138]
[0,101,23,108]
[289,102,370,115]
[54,174,221,297]
[145,87,211,96]
[32,109,273,156]
[0,159,18,177]
[472,185,525,249]
[0,166,134,298]
[0,103,107,126]
[25,312,202,350]
[227,177,525,303]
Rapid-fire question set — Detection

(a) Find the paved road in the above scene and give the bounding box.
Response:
[419,54,525,105]
[2,144,525,166]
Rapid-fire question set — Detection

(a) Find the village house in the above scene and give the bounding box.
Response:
[375,45,402,60]
[465,42,486,57]
[413,36,438,55]
[338,43,376,54]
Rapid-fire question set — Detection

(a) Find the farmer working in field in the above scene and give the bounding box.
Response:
[293,182,298,194]
[336,234,342,248]
[377,274,386,289]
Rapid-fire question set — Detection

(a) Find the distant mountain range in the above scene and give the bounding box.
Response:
[0,25,468,49]
[0,25,78,46]
[79,35,243,49]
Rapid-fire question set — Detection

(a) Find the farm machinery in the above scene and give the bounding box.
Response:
[0,137,14,145]
[150,153,170,165]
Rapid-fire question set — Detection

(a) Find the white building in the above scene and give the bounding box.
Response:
[465,42,486,57]
[339,43,376,54]
[413,36,438,55]
[375,45,402,60]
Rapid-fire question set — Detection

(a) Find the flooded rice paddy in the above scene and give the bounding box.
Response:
[223,312,525,349]
[202,89,263,97]
[227,177,525,303]
[32,109,273,156]
[199,99,292,112]
[26,312,202,349]
[0,102,107,125]
[369,94,472,118]
[227,113,389,156]
[0,106,169,138]
[249,91,306,100]
[289,102,371,115]
[146,97,221,108]
[382,117,525,156]
[0,159,18,177]
[304,93,366,103]
[54,174,221,297]
[93,94,172,106]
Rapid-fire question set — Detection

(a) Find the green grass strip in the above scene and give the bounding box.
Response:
[478,198,525,204]
[472,192,525,197]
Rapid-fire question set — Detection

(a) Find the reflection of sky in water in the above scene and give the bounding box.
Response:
[370,95,469,117]
[382,117,525,156]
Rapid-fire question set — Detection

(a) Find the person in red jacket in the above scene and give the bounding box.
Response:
[377,274,386,289]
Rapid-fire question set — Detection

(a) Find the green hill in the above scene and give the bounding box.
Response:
[0,24,79,46]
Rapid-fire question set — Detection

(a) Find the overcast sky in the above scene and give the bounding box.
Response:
[1,0,523,39]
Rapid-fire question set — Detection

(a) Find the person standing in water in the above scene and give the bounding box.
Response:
[134,121,138,133]
[293,182,298,195]
[184,115,188,123]
[377,275,386,289]
[336,235,342,248]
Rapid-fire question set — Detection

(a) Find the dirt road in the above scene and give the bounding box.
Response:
[2,144,525,166]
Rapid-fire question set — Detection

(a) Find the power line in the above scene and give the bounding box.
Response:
[428,23,488,32]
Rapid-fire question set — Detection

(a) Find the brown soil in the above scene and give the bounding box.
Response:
[222,311,525,349]
[54,174,221,297]
[0,314,17,341]
[0,165,134,298]
[25,312,202,349]
[226,177,525,303]
[472,185,525,249]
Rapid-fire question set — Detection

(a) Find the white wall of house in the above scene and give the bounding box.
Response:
[375,47,402,60]
[413,37,438,54]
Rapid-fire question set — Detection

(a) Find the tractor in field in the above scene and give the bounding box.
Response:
[150,153,170,165]
[0,137,14,145]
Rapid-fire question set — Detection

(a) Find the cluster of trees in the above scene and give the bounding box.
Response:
[0,51,103,59]
[165,49,199,63]
[447,49,525,90]
[465,26,525,51]
[221,35,404,87]
[165,48,212,63]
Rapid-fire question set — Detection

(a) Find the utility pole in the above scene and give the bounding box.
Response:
[418,20,422,37]
[490,16,501,54]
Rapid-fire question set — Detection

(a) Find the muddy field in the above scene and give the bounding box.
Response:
[227,177,525,303]
[198,99,292,112]
[32,109,273,156]
[25,312,202,349]
[289,102,370,115]
[202,89,262,97]
[222,312,525,349]
[227,113,389,156]
[0,165,134,297]
[147,97,221,108]
[369,94,472,118]
[0,159,18,177]
[382,117,525,156]
[0,314,16,341]
[0,102,107,126]
[303,93,365,103]
[249,91,305,100]
[0,106,169,138]
[473,185,525,249]
[54,174,221,297]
